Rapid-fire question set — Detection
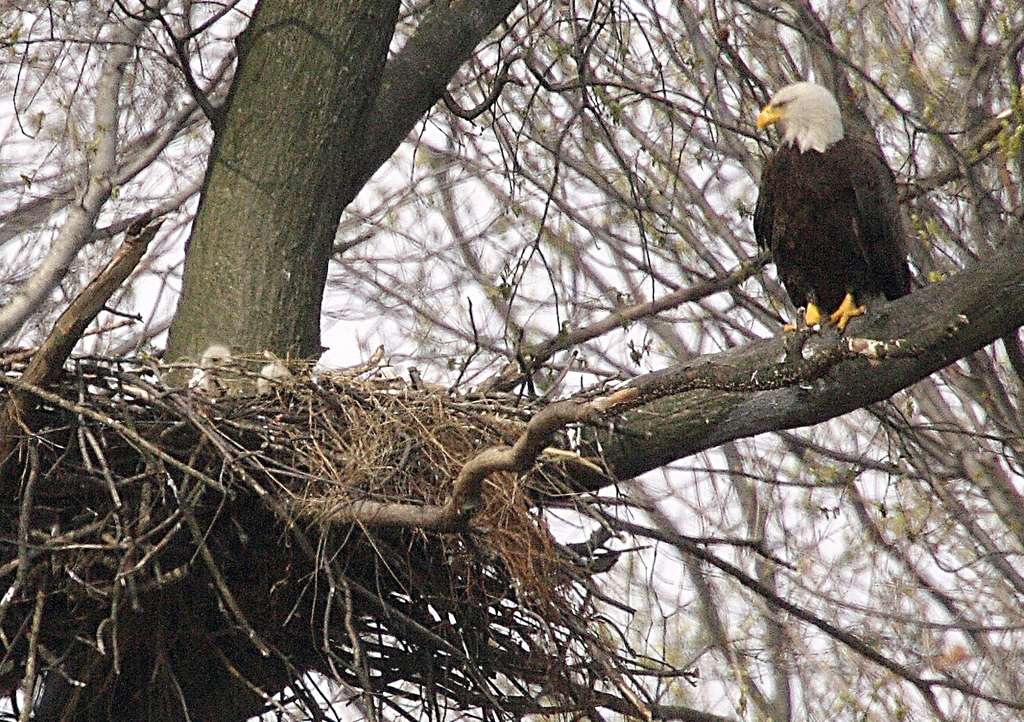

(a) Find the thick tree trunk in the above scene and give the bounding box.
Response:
[38,2,401,719]
[165,0,401,362]
[36,1,531,717]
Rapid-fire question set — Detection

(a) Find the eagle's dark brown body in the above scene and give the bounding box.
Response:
[753,138,910,316]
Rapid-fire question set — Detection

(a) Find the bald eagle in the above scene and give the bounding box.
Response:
[753,81,910,330]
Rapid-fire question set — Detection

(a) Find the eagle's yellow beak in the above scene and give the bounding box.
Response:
[757,104,784,130]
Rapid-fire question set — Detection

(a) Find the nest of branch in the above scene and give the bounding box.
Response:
[0,354,631,720]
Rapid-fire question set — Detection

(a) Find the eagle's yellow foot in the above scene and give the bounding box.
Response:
[782,303,822,332]
[804,302,822,327]
[829,292,865,331]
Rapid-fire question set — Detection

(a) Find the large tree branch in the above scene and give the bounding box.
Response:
[597,239,1024,481]
[342,0,521,205]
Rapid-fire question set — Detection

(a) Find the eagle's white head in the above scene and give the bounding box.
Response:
[757,81,844,153]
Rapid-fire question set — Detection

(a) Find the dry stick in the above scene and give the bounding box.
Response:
[0,374,229,496]
[280,511,504,707]
[15,218,160,391]
[338,574,379,722]
[210,645,293,718]
[0,440,40,646]
[0,219,162,489]
[18,587,46,722]
[586,639,653,722]
[449,388,638,504]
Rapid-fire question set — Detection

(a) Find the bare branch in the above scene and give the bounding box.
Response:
[623,504,1024,712]
[486,254,769,391]
[0,10,159,344]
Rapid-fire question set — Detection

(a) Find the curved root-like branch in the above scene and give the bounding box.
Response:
[319,387,639,531]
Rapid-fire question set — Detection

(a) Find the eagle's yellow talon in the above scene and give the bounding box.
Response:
[829,292,865,331]
[804,303,822,327]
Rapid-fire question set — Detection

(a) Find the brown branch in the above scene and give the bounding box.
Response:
[0,218,161,489]
[0,374,229,496]
[28,218,159,385]
[317,328,928,532]
[451,387,637,503]
[18,587,46,722]
[346,0,521,204]
[591,691,736,722]
[182,510,271,657]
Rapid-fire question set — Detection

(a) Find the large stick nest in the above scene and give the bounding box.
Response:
[0,353,640,720]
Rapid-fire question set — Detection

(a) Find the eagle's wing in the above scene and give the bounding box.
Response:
[753,152,779,253]
[845,140,911,300]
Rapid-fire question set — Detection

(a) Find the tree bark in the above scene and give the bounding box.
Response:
[165,0,521,364]
[595,239,1024,481]
[165,0,401,362]
[47,2,405,718]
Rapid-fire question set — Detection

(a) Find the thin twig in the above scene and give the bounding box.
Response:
[18,587,46,722]
[0,374,228,495]
[484,255,767,392]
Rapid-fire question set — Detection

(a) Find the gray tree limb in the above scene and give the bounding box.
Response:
[341,0,522,206]
[595,238,1024,481]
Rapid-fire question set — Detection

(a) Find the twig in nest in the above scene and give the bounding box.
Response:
[0,374,229,495]
[0,441,40,641]
[18,587,45,722]
[333,572,378,722]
